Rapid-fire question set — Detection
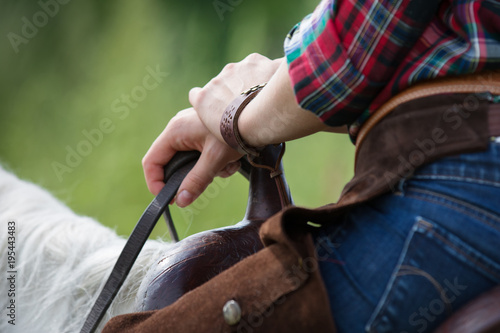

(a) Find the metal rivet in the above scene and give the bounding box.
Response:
[222,300,241,326]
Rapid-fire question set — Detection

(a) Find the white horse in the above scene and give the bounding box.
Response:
[0,165,174,333]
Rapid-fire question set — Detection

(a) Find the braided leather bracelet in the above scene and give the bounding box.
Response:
[220,83,267,157]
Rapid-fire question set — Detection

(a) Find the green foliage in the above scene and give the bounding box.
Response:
[0,0,354,239]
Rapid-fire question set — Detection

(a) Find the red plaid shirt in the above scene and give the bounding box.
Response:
[284,0,500,139]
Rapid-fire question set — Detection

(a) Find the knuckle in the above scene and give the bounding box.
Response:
[189,88,204,106]
[208,76,224,88]
[141,153,156,171]
[247,52,261,60]
[164,121,179,136]
[245,53,265,63]
[167,113,187,132]
[222,62,235,72]
[141,161,156,183]
[141,155,149,168]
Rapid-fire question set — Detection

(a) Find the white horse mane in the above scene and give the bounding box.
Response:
[0,166,174,333]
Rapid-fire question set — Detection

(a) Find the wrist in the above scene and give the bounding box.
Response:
[220,84,267,156]
[239,60,335,145]
[237,88,272,148]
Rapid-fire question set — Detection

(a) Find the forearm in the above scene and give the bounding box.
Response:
[238,59,346,148]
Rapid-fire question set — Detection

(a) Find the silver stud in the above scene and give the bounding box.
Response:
[222,300,241,326]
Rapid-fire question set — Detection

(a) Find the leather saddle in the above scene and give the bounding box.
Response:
[136,144,292,310]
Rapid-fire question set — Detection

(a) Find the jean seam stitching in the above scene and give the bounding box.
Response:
[412,174,500,188]
[423,221,500,281]
[406,188,500,231]
[364,218,422,332]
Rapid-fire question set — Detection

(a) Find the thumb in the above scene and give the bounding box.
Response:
[188,87,203,108]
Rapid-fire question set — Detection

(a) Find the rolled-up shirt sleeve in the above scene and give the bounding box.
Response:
[284,0,439,127]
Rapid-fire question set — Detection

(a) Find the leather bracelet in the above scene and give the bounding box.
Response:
[220,83,267,157]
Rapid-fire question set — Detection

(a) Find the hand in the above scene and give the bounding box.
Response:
[142,108,242,207]
[189,54,282,140]
[143,53,339,207]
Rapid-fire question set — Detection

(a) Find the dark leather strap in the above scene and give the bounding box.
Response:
[246,143,291,208]
[80,152,199,333]
[161,151,201,242]
[220,84,266,157]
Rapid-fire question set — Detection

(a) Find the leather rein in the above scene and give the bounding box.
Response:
[80,151,201,333]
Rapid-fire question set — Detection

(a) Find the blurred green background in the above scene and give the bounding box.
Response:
[0,0,354,240]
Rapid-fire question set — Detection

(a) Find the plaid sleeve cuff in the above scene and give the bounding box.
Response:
[284,0,438,127]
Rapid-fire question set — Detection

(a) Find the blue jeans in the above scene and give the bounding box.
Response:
[313,141,500,333]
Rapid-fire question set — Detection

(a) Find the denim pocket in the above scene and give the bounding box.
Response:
[365,217,500,333]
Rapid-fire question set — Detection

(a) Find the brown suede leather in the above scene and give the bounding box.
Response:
[103,73,499,333]
[355,70,500,150]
